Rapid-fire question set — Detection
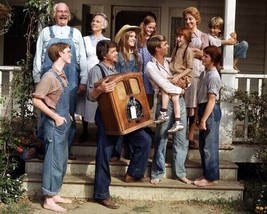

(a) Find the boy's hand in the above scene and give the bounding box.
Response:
[55,115,66,127]
[230,32,238,44]
[198,120,207,131]
[230,32,237,39]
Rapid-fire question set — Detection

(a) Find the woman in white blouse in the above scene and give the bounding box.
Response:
[76,13,109,143]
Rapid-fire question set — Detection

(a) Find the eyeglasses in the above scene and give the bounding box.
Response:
[56,10,70,14]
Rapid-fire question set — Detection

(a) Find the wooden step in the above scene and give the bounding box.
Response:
[23,121,243,202]
[70,142,234,161]
[25,157,238,181]
[23,173,244,201]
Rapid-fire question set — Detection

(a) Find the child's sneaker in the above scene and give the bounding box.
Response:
[168,121,184,133]
[154,111,169,124]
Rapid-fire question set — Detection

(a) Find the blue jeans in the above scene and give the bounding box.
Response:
[93,109,151,200]
[234,40,248,59]
[151,96,189,180]
[198,103,221,181]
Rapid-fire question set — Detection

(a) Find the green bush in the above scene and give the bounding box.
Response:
[0,0,54,205]
[0,174,26,204]
[233,90,267,145]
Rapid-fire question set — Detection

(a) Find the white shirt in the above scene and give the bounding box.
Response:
[33,25,87,84]
[208,34,222,47]
[145,57,182,95]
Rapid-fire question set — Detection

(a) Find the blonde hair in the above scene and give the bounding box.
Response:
[208,16,224,31]
[183,7,201,24]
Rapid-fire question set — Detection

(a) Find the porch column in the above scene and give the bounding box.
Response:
[219,0,238,145]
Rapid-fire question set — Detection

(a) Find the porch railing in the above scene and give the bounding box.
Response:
[233,74,267,142]
[0,66,21,118]
[1,65,267,143]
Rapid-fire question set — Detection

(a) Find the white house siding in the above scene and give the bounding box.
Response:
[6,0,267,75]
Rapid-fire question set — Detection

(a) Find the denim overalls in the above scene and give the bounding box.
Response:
[42,70,71,196]
[41,26,78,149]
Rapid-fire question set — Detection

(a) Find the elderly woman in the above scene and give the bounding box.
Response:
[76,13,109,143]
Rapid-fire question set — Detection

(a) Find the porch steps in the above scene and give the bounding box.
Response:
[22,122,244,201]
[23,173,243,201]
[23,153,244,201]
[25,157,238,181]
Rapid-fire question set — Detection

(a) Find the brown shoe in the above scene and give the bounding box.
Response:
[124,173,149,183]
[96,197,119,209]
[68,153,77,160]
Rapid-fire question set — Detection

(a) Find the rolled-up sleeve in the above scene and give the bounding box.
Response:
[87,66,103,101]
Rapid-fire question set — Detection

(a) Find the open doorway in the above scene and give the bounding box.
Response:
[112,6,160,39]
[4,6,28,65]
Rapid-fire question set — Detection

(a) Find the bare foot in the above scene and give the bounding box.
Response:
[53,195,72,204]
[180,177,192,184]
[43,197,67,212]
[150,178,160,185]
[233,65,240,73]
[195,176,205,181]
[193,178,214,187]
[110,156,120,162]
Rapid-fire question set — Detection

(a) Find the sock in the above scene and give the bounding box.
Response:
[160,108,167,112]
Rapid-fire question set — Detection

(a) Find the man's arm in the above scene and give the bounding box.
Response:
[33,29,46,84]
[89,78,116,101]
[145,61,182,95]
[76,29,87,82]
[74,28,88,95]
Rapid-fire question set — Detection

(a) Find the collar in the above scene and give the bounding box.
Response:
[192,29,202,38]
[99,62,116,72]
[90,34,105,41]
[151,57,169,66]
[151,57,170,73]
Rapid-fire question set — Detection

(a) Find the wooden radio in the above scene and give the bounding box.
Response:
[96,72,153,135]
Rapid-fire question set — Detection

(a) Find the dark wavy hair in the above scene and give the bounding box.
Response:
[203,45,222,66]
[96,40,117,61]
